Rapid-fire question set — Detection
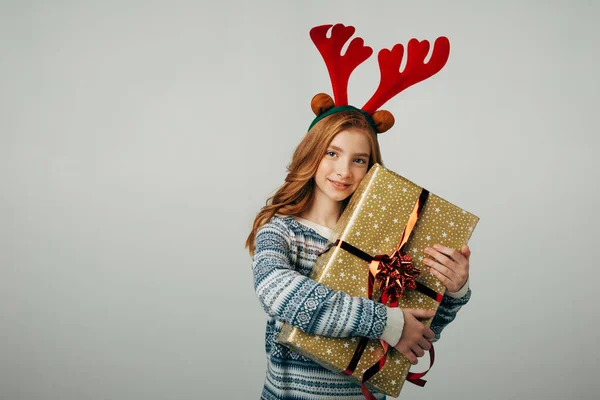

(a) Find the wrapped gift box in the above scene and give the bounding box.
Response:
[278,163,479,397]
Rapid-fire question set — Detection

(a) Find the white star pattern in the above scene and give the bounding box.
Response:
[280,167,479,368]
[391,380,397,385]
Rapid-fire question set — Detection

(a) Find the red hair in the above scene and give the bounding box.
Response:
[245,111,384,256]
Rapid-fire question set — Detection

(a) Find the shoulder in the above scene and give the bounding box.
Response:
[258,213,329,245]
[261,214,318,235]
[256,215,319,248]
[255,215,296,248]
[254,215,302,261]
[259,215,295,236]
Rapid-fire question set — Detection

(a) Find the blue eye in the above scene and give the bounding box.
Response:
[354,158,367,164]
[326,151,337,157]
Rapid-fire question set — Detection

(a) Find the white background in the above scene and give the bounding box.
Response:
[1,1,599,399]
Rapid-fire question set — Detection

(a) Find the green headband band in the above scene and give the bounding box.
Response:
[307,105,378,133]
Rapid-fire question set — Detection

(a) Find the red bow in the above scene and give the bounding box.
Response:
[369,252,420,307]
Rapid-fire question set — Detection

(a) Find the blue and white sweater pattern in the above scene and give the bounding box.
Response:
[252,215,471,400]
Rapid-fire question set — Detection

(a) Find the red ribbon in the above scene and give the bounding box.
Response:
[337,188,437,398]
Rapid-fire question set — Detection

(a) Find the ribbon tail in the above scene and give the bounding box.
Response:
[406,340,435,387]
[360,340,390,400]
[343,337,370,375]
[360,384,380,400]
[406,376,427,387]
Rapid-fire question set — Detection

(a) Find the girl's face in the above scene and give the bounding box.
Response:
[314,128,371,204]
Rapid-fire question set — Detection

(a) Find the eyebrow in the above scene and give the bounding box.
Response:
[328,145,370,158]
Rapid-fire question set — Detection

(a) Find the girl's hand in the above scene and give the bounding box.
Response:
[423,245,471,293]
[393,308,436,365]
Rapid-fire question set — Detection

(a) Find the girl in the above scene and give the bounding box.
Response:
[245,110,472,400]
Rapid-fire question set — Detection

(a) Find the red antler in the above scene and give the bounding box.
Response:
[362,37,450,114]
[310,24,373,106]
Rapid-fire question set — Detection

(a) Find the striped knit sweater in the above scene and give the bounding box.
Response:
[252,215,471,400]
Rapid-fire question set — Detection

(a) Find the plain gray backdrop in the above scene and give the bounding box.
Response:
[2,1,599,399]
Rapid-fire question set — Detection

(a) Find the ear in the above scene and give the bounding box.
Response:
[372,110,395,133]
[311,93,335,116]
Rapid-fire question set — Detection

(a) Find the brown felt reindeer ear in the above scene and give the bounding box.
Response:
[311,93,335,116]
[372,110,395,133]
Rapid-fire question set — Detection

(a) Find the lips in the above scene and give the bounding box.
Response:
[328,179,351,190]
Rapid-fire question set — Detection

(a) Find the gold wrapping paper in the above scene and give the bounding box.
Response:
[278,163,479,397]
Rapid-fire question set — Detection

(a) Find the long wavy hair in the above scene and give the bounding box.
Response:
[245,111,384,256]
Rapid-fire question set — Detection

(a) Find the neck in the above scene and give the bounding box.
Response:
[298,192,343,230]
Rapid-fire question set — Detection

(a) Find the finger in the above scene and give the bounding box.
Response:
[405,308,436,319]
[428,266,453,289]
[401,349,418,365]
[411,345,425,358]
[423,328,435,340]
[424,247,459,272]
[431,244,466,265]
[461,245,471,260]
[424,258,459,281]
[428,265,465,292]
[418,337,432,351]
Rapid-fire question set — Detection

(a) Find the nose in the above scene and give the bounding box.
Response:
[335,159,352,178]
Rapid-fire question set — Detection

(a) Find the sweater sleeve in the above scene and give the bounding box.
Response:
[252,222,397,340]
[430,286,471,343]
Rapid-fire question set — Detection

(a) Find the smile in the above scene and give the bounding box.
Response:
[328,179,351,190]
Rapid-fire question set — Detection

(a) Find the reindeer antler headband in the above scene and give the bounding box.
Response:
[308,24,451,134]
